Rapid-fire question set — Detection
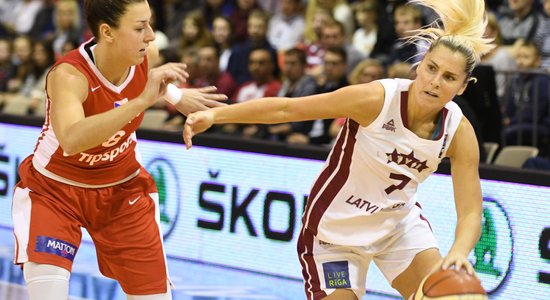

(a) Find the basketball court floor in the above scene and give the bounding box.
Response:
[0,226,396,300]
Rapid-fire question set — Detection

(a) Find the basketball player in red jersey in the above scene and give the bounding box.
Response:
[184,0,494,299]
[11,1,227,299]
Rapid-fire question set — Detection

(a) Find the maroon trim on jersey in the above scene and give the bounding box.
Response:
[304,119,359,235]
[400,91,409,128]
[400,91,450,141]
[433,108,449,140]
[298,228,327,300]
[415,202,433,231]
[307,119,350,207]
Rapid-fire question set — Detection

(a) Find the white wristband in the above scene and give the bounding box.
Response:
[164,83,183,105]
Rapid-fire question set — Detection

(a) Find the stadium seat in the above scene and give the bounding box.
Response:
[492,145,539,168]
[139,109,169,130]
[483,142,499,164]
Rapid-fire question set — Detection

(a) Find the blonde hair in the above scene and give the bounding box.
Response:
[409,0,495,76]
[348,59,385,85]
[485,12,502,45]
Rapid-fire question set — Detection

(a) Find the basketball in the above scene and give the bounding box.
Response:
[413,269,488,299]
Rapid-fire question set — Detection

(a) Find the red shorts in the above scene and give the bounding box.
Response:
[12,157,169,295]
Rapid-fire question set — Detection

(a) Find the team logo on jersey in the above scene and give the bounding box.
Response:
[146,157,181,239]
[382,119,396,132]
[35,236,77,261]
[114,98,128,108]
[323,261,351,289]
[386,149,429,172]
[468,197,513,294]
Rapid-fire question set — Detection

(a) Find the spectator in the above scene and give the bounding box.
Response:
[234,48,281,103]
[172,10,213,53]
[9,0,44,36]
[230,0,260,44]
[480,12,517,102]
[387,61,415,79]
[231,48,281,139]
[289,47,348,146]
[0,38,13,92]
[50,0,83,59]
[0,1,18,34]
[278,48,318,98]
[486,0,507,14]
[7,36,33,94]
[379,0,407,19]
[28,0,56,40]
[306,20,364,78]
[533,0,550,70]
[211,16,234,72]
[257,0,280,14]
[523,156,550,171]
[348,58,385,85]
[303,7,334,45]
[387,3,427,65]
[60,38,79,57]
[227,9,278,84]
[267,0,305,51]
[498,0,541,45]
[305,0,354,40]
[150,5,169,52]
[28,40,55,114]
[195,44,237,99]
[300,7,334,70]
[268,48,317,141]
[503,41,549,147]
[351,0,395,60]
[163,0,204,41]
[460,65,503,145]
[203,0,236,30]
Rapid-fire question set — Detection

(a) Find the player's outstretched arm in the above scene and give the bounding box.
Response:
[183,82,386,148]
[166,86,228,116]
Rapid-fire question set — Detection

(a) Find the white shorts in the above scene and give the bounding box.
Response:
[297,204,438,300]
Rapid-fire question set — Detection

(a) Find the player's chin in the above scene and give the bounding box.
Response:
[136,49,147,60]
[132,54,146,66]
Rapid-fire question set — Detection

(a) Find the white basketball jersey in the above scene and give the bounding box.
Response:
[303,78,463,246]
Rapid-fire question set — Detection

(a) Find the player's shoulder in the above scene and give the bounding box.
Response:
[48,62,88,84]
[340,80,386,99]
[47,62,89,99]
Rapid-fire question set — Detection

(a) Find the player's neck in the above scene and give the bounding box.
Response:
[92,44,131,86]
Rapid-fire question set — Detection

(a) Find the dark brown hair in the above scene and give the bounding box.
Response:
[84,0,147,38]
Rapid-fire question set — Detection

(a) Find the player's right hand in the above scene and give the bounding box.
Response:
[183,110,215,149]
[141,63,188,107]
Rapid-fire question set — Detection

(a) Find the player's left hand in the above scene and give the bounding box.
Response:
[183,110,215,149]
[178,86,228,115]
[441,251,475,275]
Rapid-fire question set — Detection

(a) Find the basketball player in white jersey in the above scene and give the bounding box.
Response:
[11,1,227,300]
[183,0,494,299]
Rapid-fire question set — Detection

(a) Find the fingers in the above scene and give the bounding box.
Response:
[196,86,218,93]
[195,86,229,100]
[183,118,194,149]
[201,99,228,108]
[154,63,189,84]
[441,256,474,275]
[204,93,229,101]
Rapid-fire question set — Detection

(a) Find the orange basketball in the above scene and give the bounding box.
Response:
[413,269,488,300]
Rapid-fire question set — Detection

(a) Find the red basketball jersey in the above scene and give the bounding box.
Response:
[30,39,148,187]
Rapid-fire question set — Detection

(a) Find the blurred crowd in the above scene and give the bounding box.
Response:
[0,0,549,164]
